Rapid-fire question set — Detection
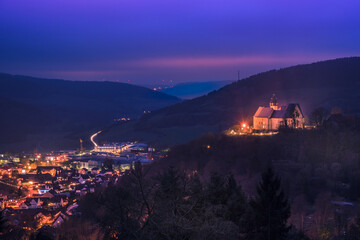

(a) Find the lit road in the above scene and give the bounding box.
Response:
[90,130,102,147]
[0,180,19,189]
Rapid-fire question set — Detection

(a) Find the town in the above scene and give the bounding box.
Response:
[0,140,161,233]
[0,94,356,238]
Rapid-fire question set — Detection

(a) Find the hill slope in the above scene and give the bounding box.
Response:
[159,81,232,99]
[98,57,360,146]
[0,73,180,151]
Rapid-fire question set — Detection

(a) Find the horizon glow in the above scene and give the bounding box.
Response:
[0,0,360,84]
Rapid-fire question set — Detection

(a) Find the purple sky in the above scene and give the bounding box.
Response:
[1,0,360,84]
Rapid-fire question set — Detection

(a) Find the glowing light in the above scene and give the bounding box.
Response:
[90,131,102,147]
[242,123,246,128]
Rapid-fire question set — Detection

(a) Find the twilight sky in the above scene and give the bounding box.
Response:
[1,0,360,84]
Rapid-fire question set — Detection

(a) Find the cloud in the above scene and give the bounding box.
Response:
[127,55,324,68]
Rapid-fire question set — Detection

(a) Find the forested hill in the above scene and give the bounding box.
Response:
[0,74,180,151]
[98,57,360,146]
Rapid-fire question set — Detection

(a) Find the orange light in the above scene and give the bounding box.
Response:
[242,123,246,128]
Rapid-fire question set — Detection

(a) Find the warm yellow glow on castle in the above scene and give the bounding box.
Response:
[253,94,305,131]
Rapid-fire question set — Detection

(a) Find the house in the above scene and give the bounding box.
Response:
[52,211,69,228]
[78,160,100,170]
[40,190,57,199]
[66,203,79,216]
[78,168,88,175]
[36,166,63,176]
[91,167,100,175]
[19,198,41,209]
[48,196,66,209]
[34,211,53,228]
[253,94,305,131]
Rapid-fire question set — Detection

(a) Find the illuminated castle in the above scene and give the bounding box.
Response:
[253,94,305,131]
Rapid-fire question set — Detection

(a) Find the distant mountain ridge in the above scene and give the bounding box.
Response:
[159,81,232,99]
[0,73,181,151]
[98,57,360,146]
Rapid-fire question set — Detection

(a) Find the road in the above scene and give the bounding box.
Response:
[0,180,19,189]
[90,130,102,147]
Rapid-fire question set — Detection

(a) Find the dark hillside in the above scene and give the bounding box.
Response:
[99,57,360,145]
[0,74,181,151]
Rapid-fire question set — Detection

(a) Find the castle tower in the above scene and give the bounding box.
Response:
[270,94,279,110]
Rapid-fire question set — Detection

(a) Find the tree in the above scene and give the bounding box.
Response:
[312,192,334,240]
[248,167,290,240]
[346,216,360,240]
[285,226,310,240]
[224,174,247,225]
[17,187,23,197]
[311,107,329,127]
[30,226,55,240]
[101,158,113,172]
[206,172,227,205]
[0,209,7,235]
[146,167,191,240]
[56,218,104,240]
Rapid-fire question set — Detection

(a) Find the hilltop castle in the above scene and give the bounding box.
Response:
[253,94,305,131]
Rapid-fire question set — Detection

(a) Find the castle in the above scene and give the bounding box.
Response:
[253,94,305,131]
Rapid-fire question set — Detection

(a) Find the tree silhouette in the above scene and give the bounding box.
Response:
[102,158,114,172]
[224,174,247,225]
[248,167,290,240]
[310,107,329,127]
[0,209,7,235]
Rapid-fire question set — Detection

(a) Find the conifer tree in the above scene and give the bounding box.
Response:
[249,167,290,240]
[207,172,227,205]
[0,209,7,234]
[225,174,247,225]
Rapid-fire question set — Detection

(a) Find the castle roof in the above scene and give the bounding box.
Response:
[284,103,304,118]
[254,103,304,119]
[254,107,273,118]
[271,109,287,118]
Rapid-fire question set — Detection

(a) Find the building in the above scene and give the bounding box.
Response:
[94,142,132,153]
[253,94,305,131]
[78,160,100,170]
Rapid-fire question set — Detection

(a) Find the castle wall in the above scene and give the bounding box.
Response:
[270,118,283,130]
[253,117,269,130]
